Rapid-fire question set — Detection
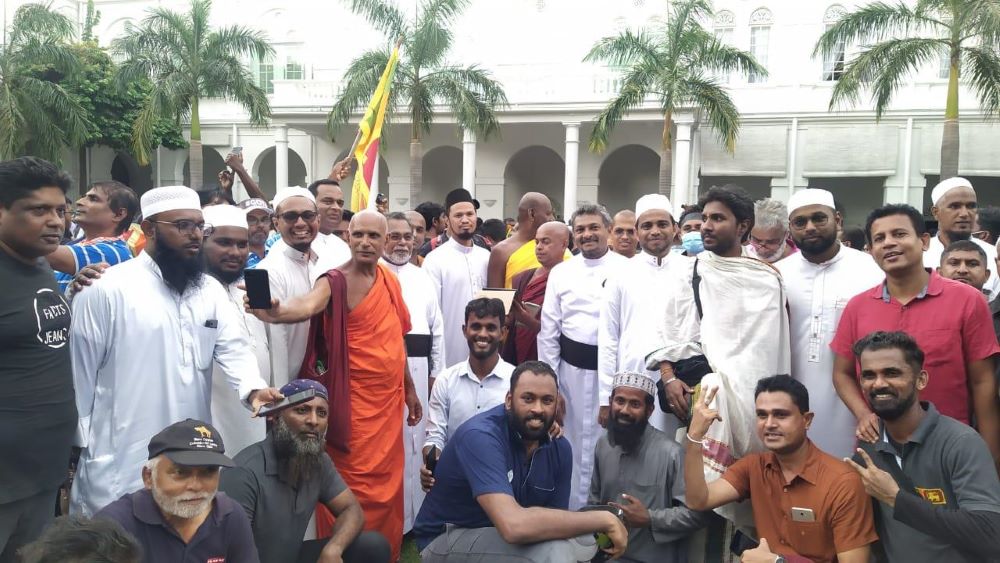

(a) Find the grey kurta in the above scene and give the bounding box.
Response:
[589,424,711,563]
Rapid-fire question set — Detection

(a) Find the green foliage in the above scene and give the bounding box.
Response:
[82,0,101,43]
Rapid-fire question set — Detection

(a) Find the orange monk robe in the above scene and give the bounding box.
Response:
[317,264,411,561]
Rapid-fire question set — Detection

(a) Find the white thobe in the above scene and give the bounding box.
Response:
[268,232,351,269]
[775,245,884,458]
[422,238,489,367]
[424,358,515,452]
[69,253,266,516]
[257,243,338,388]
[210,281,271,457]
[382,259,446,533]
[924,234,999,300]
[599,252,694,435]
[538,251,628,509]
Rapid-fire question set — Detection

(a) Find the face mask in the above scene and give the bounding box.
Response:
[681,231,704,255]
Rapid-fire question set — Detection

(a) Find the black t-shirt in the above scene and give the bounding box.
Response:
[0,248,77,503]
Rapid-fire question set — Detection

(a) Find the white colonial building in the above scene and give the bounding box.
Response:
[13,0,1000,225]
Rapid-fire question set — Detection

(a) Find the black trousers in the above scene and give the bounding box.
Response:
[296,530,391,563]
[0,488,57,563]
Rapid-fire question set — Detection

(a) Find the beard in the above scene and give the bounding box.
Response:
[944,229,971,242]
[384,248,412,266]
[608,413,648,454]
[869,387,918,421]
[795,230,838,255]
[211,265,245,286]
[507,407,554,442]
[454,229,474,242]
[152,235,205,295]
[151,475,215,519]
[272,417,325,486]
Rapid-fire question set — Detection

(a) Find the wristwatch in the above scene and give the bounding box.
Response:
[774,556,786,563]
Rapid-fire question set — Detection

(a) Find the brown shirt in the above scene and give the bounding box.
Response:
[721,440,877,562]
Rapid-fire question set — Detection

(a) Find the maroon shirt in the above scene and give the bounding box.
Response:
[830,270,999,424]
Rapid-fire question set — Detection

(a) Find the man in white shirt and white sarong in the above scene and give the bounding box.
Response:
[685,185,791,527]
[775,189,883,459]
[382,212,446,533]
[600,194,693,437]
[538,204,628,510]
[423,189,489,367]
[201,205,272,457]
[256,187,344,388]
[69,186,281,516]
[923,176,1000,300]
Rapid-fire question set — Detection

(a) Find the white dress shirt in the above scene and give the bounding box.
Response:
[422,237,490,367]
[423,357,515,451]
[70,252,267,515]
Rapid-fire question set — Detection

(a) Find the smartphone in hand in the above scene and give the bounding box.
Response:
[244,269,272,309]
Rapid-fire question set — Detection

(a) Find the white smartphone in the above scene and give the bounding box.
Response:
[790,507,816,522]
[230,146,243,155]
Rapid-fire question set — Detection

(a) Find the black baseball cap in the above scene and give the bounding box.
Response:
[147,419,234,467]
[445,188,480,212]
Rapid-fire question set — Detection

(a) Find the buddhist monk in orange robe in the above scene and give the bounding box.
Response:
[248,210,422,561]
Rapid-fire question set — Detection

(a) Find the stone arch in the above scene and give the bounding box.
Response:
[503,145,565,219]
[750,7,774,25]
[824,4,847,23]
[251,147,308,199]
[422,146,463,206]
[181,147,228,191]
[110,152,153,194]
[333,149,390,210]
[598,144,661,214]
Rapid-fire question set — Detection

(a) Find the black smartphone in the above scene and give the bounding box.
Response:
[244,269,272,309]
[256,388,317,417]
[425,445,439,474]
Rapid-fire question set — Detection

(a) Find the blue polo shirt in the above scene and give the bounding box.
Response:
[412,404,572,550]
[96,489,259,563]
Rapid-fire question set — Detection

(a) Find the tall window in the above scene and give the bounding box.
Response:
[748,8,772,84]
[822,5,846,81]
[258,60,274,94]
[285,59,304,80]
[714,11,735,83]
[939,48,952,79]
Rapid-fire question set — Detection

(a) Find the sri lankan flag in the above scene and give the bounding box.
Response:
[351,45,400,212]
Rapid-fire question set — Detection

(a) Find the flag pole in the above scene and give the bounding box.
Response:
[347,37,404,161]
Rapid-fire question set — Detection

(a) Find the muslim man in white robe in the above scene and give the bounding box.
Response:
[381,212,446,533]
[538,204,628,509]
[69,186,281,516]
[775,189,883,459]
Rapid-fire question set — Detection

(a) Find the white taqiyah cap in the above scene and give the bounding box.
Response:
[635,194,674,219]
[140,186,201,219]
[787,189,836,216]
[202,204,248,230]
[271,187,315,211]
[612,371,657,398]
[931,177,974,205]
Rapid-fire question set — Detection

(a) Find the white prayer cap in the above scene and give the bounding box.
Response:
[635,194,674,219]
[271,186,315,211]
[931,177,974,205]
[140,185,200,219]
[787,189,836,216]
[203,204,248,230]
[612,371,657,398]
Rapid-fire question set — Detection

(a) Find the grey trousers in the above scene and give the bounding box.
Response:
[421,525,598,562]
[0,488,57,563]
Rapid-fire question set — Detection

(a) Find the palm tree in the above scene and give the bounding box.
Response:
[815,0,1000,181]
[0,3,87,161]
[113,0,272,190]
[585,0,764,199]
[328,0,508,204]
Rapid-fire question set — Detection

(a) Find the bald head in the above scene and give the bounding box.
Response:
[349,209,388,235]
[516,192,555,236]
[347,209,388,266]
[535,221,569,269]
[405,210,427,249]
[611,210,638,258]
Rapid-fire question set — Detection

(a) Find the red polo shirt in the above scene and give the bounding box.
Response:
[830,270,999,424]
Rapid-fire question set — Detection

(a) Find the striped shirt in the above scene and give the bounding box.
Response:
[54,237,132,293]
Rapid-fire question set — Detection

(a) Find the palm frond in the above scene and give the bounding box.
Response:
[424,66,507,138]
[964,46,1000,118]
[830,37,942,118]
[814,2,943,59]
[201,57,271,125]
[203,25,274,61]
[964,2,1000,46]
[326,49,394,140]
[8,3,76,44]
[690,34,766,79]
[345,0,408,39]
[682,76,740,152]
[584,29,661,67]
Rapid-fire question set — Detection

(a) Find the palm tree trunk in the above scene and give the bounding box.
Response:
[659,112,674,199]
[410,138,423,206]
[940,51,960,181]
[189,97,203,191]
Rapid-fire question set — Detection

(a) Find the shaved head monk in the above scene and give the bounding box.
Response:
[487,192,557,288]
[248,209,423,561]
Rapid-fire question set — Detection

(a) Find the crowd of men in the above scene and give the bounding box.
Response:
[2,152,1000,563]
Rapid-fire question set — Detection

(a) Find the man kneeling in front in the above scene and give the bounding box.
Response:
[413,360,628,561]
[220,380,390,563]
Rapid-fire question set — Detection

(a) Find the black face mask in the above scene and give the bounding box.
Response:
[151,232,205,295]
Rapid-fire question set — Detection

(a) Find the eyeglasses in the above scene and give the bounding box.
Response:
[278,211,318,224]
[790,213,831,229]
[246,216,271,226]
[150,219,205,235]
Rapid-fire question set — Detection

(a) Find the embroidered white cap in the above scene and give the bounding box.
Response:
[140,186,201,219]
[787,188,836,216]
[612,371,657,398]
[202,204,248,230]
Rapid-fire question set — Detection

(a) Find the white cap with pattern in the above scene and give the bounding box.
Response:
[140,186,200,219]
[612,371,657,398]
[203,204,248,230]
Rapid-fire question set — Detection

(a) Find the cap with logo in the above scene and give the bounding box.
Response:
[238,198,274,216]
[147,418,234,467]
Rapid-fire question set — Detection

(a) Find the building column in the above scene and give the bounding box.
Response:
[274,124,289,190]
[563,122,580,217]
[672,119,694,206]
[462,130,477,197]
